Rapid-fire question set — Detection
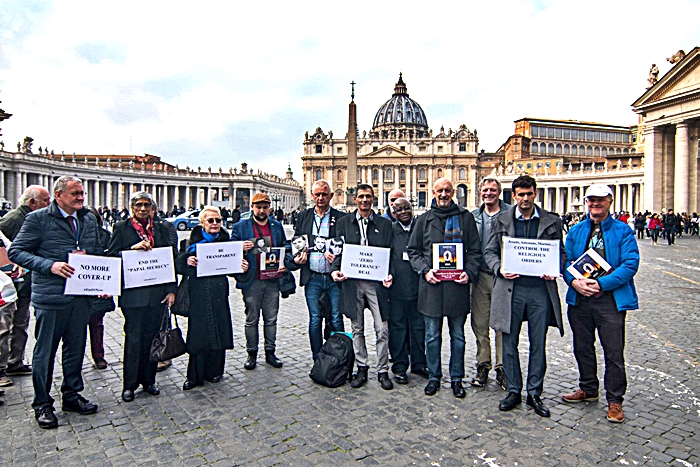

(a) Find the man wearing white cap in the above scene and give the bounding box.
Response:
[561,184,640,423]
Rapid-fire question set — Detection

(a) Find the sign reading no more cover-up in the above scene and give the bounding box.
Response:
[64,254,122,296]
[340,244,390,281]
[500,236,561,277]
[121,247,176,289]
[196,241,245,277]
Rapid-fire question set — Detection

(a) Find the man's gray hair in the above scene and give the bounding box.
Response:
[53,176,83,194]
[129,191,154,207]
[311,179,331,193]
[479,177,502,193]
[18,185,48,206]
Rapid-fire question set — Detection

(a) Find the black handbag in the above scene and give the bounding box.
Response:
[172,276,190,317]
[149,306,187,362]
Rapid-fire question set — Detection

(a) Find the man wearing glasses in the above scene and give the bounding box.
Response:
[9,176,103,429]
[483,175,565,418]
[381,188,406,223]
[287,180,346,360]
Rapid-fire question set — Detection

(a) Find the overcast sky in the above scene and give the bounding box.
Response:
[1,0,699,181]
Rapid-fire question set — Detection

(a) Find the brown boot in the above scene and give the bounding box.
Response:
[606,403,624,423]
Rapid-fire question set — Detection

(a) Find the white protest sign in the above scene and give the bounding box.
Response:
[340,244,390,281]
[121,247,176,289]
[64,254,122,296]
[196,241,244,277]
[501,236,561,277]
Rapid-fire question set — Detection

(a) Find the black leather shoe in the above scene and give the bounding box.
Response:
[62,395,98,415]
[35,405,58,429]
[121,390,135,402]
[394,372,408,385]
[207,375,223,383]
[244,352,257,370]
[265,352,283,368]
[412,367,430,379]
[526,395,551,417]
[145,384,160,396]
[424,380,440,396]
[350,366,369,388]
[451,381,466,398]
[183,380,198,391]
[378,372,394,390]
[499,392,522,411]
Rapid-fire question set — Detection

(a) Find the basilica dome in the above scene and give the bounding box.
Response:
[372,73,428,132]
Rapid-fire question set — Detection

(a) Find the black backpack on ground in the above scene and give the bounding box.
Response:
[309,333,355,388]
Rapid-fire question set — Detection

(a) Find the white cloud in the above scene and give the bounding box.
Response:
[1,0,699,179]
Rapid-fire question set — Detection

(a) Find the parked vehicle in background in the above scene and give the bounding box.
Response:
[165,210,201,231]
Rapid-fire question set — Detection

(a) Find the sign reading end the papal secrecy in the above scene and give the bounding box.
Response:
[500,236,561,277]
[340,244,390,281]
[196,241,244,277]
[64,254,122,296]
[121,247,176,289]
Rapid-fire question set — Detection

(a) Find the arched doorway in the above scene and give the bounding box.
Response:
[457,184,468,207]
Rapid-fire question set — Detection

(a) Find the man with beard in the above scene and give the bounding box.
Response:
[470,177,510,389]
[331,185,394,390]
[484,175,565,418]
[407,178,481,398]
[387,198,427,384]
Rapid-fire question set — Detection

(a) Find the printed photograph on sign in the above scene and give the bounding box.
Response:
[260,247,285,280]
[567,248,612,280]
[249,236,271,254]
[431,243,464,281]
[291,235,308,256]
[325,237,344,256]
[310,235,327,253]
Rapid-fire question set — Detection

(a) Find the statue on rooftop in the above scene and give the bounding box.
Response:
[647,64,659,88]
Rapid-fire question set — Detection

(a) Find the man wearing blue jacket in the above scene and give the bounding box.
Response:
[231,193,291,370]
[562,184,640,424]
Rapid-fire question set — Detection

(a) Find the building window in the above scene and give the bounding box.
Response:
[459,168,466,179]
[419,168,426,179]
[400,169,406,180]
[526,163,532,169]
[315,145,322,154]
[336,147,343,154]
[556,144,562,154]
[594,131,600,142]
[571,145,577,155]
[579,145,585,154]
[531,142,538,153]
[437,169,443,177]
[357,169,361,180]
[555,128,562,139]
[616,148,622,154]
[400,146,406,152]
[418,145,426,152]
[547,143,554,154]
[372,169,378,180]
[418,192,426,207]
[540,142,546,153]
[547,127,555,138]
[602,148,607,157]
[571,129,579,140]
[585,131,593,141]
[615,133,623,143]
[623,134,630,143]
[594,147,600,157]
[623,148,629,154]
[586,146,593,156]
[437,145,444,153]
[563,129,570,139]
[563,144,570,155]
[373,146,379,152]
[531,126,539,138]
[459,142,466,152]
[386,168,392,179]
[315,169,322,180]
[337,169,342,181]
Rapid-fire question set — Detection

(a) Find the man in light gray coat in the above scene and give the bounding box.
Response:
[483,175,565,418]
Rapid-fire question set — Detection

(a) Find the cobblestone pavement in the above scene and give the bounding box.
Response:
[1,228,699,466]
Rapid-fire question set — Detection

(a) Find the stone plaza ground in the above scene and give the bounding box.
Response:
[0,227,699,466]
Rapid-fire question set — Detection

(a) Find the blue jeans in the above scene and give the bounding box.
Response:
[305,273,344,358]
[424,314,466,382]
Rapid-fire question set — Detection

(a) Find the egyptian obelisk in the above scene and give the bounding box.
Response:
[346,81,358,206]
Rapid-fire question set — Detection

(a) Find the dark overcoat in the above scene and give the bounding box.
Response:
[406,207,481,318]
[107,219,177,309]
[175,226,235,354]
[330,212,393,321]
[388,219,418,301]
[483,205,566,336]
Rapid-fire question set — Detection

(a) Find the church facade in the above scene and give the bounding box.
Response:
[301,74,480,210]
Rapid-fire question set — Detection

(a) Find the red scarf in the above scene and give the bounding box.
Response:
[130,216,155,244]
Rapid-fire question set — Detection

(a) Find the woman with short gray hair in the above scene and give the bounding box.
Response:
[107,191,177,403]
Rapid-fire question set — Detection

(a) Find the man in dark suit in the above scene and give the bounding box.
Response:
[331,184,394,390]
[387,198,427,384]
[287,180,346,360]
[231,193,290,370]
[9,176,103,429]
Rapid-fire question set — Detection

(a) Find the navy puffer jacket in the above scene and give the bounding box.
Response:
[8,201,101,306]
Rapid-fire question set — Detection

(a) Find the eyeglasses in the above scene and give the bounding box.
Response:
[206,218,222,224]
[132,202,151,208]
[393,207,412,214]
[66,191,85,197]
[312,192,330,198]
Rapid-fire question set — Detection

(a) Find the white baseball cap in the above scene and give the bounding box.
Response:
[584,184,613,199]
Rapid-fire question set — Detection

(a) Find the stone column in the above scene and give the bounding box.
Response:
[427,167,433,206]
[541,187,548,211]
[378,166,384,209]
[0,170,4,200]
[412,166,418,205]
[674,123,689,213]
[14,172,22,206]
[405,166,411,201]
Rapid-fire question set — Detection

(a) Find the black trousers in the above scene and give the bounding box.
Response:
[388,298,426,374]
[187,350,225,385]
[122,306,162,391]
[567,293,627,404]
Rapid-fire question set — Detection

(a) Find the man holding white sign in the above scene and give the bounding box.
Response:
[331,184,394,390]
[484,175,565,418]
[562,184,639,424]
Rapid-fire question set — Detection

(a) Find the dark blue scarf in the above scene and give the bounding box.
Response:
[431,199,462,243]
[187,229,219,253]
